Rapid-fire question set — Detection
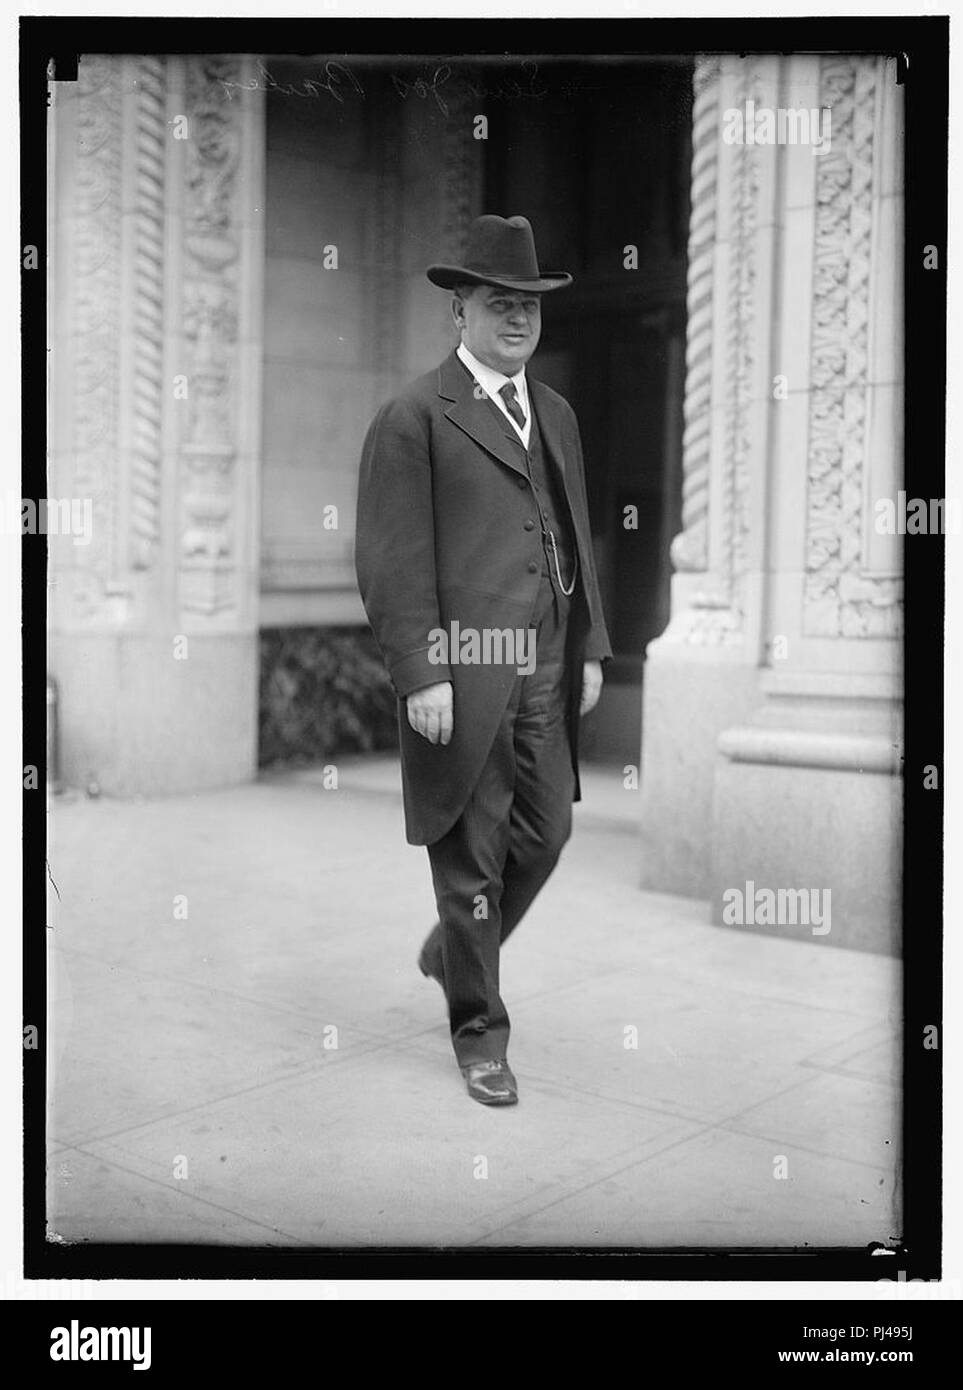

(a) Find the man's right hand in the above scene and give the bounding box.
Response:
[406,681,454,746]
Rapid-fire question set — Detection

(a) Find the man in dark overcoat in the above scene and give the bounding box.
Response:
[355,215,612,1105]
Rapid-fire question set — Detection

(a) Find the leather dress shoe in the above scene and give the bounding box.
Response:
[417,947,446,997]
[461,1059,518,1106]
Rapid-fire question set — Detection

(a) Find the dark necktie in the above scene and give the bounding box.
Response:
[499,380,527,432]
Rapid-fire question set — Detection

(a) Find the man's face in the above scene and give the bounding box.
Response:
[454,285,542,376]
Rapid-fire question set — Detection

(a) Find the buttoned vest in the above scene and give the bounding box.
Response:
[499,401,578,594]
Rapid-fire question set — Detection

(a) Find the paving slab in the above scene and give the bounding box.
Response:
[72,1049,704,1247]
[474,1129,898,1249]
[47,1147,309,1247]
[409,972,886,1126]
[722,1070,899,1171]
[48,953,386,1149]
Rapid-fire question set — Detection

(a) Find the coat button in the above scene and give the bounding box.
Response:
[527,561,538,574]
[524,519,535,531]
[517,477,527,488]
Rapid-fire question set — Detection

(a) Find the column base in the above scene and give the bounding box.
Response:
[640,642,760,898]
[710,754,901,955]
[710,678,902,954]
[49,632,258,796]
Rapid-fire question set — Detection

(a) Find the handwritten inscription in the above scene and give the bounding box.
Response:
[219,59,365,104]
[217,59,549,114]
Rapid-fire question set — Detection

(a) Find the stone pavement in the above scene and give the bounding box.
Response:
[46,756,900,1249]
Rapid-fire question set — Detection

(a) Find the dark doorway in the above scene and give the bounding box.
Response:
[483,58,692,762]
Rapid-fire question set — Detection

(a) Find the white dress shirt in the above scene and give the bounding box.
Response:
[456,341,531,450]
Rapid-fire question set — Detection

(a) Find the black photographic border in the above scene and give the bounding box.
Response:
[20,11,947,1287]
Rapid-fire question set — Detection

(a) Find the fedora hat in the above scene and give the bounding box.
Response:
[427,214,572,293]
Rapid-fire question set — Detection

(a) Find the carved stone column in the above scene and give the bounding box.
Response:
[48,55,266,794]
[641,55,781,896]
[642,55,903,953]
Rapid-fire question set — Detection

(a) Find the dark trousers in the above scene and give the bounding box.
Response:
[421,572,576,1066]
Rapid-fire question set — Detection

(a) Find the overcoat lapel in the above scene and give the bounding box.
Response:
[437,352,576,509]
[528,379,566,479]
[438,353,528,479]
